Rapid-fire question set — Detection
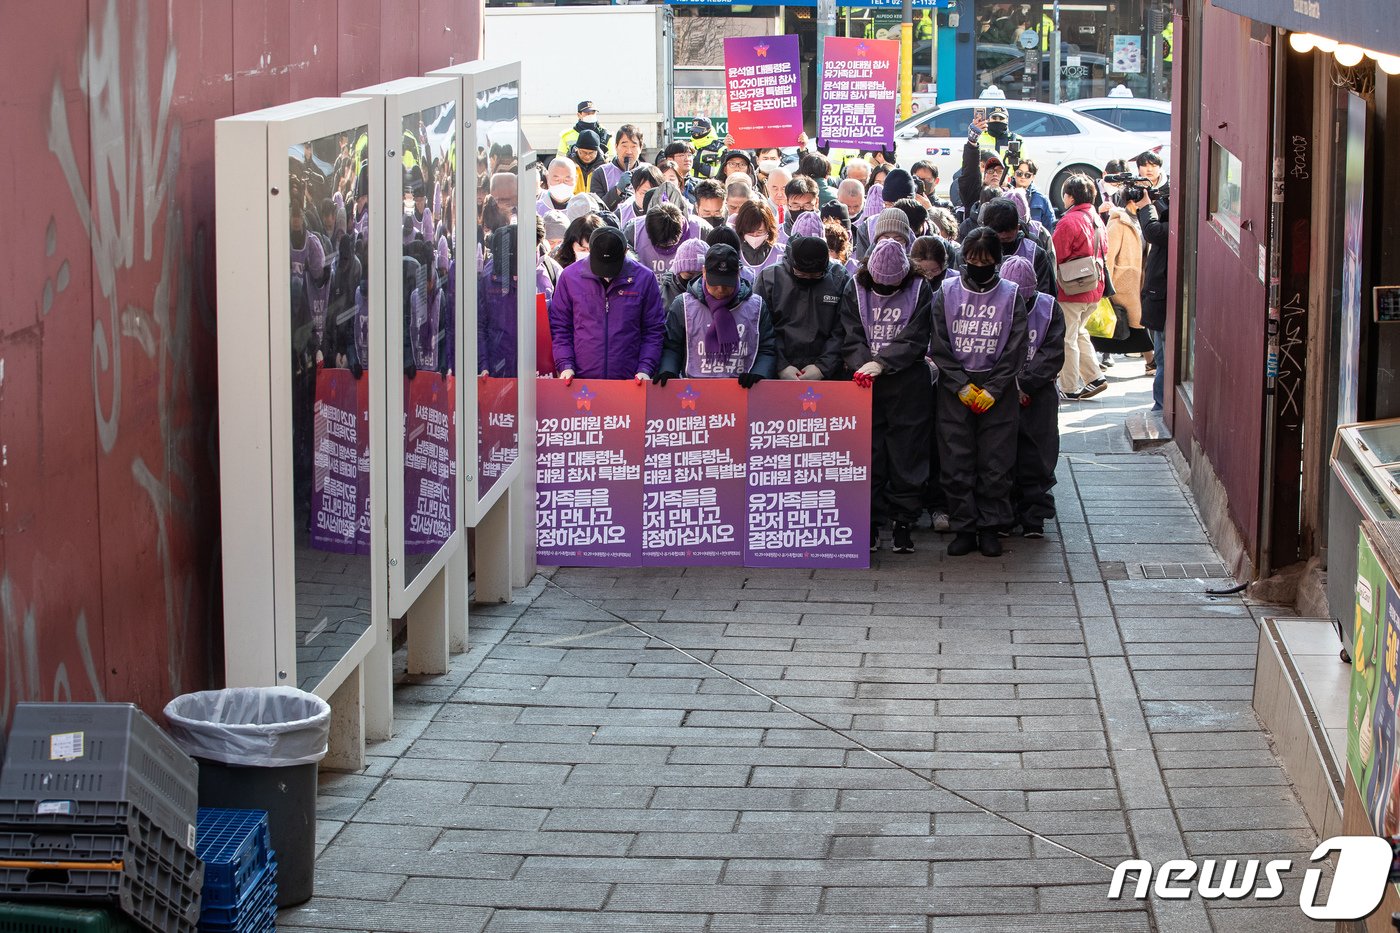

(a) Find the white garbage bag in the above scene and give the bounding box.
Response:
[164,687,330,767]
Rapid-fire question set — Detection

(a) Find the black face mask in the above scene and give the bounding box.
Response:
[988,122,1008,140]
[702,215,725,229]
[965,264,998,288]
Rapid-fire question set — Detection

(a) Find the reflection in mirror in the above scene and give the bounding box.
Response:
[291,125,372,691]
[401,101,459,586]
[477,81,521,498]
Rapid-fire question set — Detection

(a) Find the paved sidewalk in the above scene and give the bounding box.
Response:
[282,362,1331,933]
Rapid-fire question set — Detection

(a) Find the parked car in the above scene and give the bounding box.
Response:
[1064,90,1172,148]
[892,93,1164,205]
[972,43,1150,102]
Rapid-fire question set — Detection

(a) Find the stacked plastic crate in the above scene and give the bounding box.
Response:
[0,704,204,933]
[194,809,276,933]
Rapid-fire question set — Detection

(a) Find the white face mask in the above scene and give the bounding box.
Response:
[549,184,573,202]
[743,232,767,250]
[580,115,597,125]
[573,244,589,261]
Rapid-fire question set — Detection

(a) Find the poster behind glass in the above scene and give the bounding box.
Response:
[476,81,521,500]
[401,100,459,585]
[290,124,373,691]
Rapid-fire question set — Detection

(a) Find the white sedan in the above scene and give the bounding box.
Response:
[1064,94,1172,150]
[893,97,1163,204]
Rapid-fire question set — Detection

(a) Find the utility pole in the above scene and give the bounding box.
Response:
[900,0,914,119]
[1049,0,1062,104]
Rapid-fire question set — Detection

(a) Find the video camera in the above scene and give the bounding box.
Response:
[1103,171,1152,203]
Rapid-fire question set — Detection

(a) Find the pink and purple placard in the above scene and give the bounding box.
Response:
[817,37,900,151]
[724,35,804,150]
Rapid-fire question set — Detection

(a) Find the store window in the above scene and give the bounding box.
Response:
[1208,139,1243,254]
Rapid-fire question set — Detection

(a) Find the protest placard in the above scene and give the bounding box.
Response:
[724,35,804,149]
[818,37,900,151]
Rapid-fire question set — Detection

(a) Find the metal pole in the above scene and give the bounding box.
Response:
[900,0,914,119]
[1049,0,1061,104]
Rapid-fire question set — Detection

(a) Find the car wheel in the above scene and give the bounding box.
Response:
[1049,164,1102,206]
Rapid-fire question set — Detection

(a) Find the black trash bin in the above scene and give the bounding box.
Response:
[164,687,330,908]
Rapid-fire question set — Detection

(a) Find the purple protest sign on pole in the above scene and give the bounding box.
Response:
[311,367,362,554]
[818,37,900,150]
[724,35,804,150]
[744,381,872,568]
[536,378,645,567]
[643,380,749,566]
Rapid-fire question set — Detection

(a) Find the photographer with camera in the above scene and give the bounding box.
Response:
[1133,150,1170,410]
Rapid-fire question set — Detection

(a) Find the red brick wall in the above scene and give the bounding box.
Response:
[0,0,481,731]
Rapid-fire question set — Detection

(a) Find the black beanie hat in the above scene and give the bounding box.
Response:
[882,168,915,203]
[820,200,851,234]
[576,129,601,151]
[790,236,830,276]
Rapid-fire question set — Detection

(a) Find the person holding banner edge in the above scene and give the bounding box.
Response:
[656,244,776,387]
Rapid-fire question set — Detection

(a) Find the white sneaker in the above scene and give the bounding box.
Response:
[931,511,951,532]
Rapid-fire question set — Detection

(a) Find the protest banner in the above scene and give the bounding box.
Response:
[404,372,456,554]
[723,35,804,149]
[479,375,520,499]
[744,381,872,568]
[311,366,365,554]
[818,37,900,151]
[536,379,646,566]
[643,379,748,566]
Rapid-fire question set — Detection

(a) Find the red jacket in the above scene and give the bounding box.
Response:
[1051,202,1107,303]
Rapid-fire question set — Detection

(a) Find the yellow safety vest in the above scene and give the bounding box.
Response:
[1162,22,1173,63]
[916,12,933,40]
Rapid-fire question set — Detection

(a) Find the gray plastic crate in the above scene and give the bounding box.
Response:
[0,704,198,853]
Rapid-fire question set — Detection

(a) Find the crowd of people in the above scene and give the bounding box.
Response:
[535,101,1170,557]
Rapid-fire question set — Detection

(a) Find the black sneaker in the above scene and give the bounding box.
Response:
[1022,523,1044,538]
[978,532,1003,557]
[870,523,881,552]
[892,522,915,553]
[1080,380,1108,399]
[947,532,977,556]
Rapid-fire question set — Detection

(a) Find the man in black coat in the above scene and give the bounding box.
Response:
[1135,182,1169,411]
[754,235,848,380]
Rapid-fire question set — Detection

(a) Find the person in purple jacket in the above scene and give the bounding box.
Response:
[548,225,665,384]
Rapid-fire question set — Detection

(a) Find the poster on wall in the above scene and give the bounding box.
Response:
[535,379,645,566]
[1111,35,1143,74]
[744,381,872,568]
[723,35,804,149]
[818,38,900,151]
[1364,576,1400,837]
[403,373,456,555]
[643,380,749,566]
[1339,92,1367,425]
[1349,528,1386,798]
[311,367,369,555]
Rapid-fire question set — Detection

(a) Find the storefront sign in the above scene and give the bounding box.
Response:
[403,372,457,554]
[1111,35,1143,74]
[535,379,646,566]
[536,379,872,568]
[724,35,804,149]
[672,116,729,139]
[817,37,900,150]
[643,380,748,565]
[1212,0,1400,57]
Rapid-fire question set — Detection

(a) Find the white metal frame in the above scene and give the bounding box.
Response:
[345,77,467,618]
[215,97,385,721]
[428,60,534,528]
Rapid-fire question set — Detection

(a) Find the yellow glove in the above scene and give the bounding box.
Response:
[958,384,995,414]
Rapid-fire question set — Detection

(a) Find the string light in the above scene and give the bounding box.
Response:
[1380,54,1400,75]
[1288,32,1316,53]
[1335,44,1365,66]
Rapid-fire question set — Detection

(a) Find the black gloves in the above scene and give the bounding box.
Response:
[351,361,363,380]
[654,371,678,387]
[737,372,764,389]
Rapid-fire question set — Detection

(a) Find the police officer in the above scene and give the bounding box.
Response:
[688,118,727,180]
[558,100,611,159]
[928,227,1029,557]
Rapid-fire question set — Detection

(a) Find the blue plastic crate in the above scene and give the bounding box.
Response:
[194,810,272,909]
[197,864,276,933]
[197,861,275,928]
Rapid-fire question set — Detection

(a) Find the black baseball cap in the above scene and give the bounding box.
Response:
[704,244,740,288]
[577,100,597,114]
[588,226,627,279]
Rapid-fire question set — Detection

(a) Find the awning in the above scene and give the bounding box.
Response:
[1212,0,1400,56]
[665,0,949,8]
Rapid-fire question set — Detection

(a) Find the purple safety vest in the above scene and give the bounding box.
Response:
[739,241,785,278]
[1011,235,1037,264]
[1025,292,1054,362]
[633,225,681,276]
[855,278,923,358]
[599,162,624,192]
[682,292,762,377]
[941,277,1018,372]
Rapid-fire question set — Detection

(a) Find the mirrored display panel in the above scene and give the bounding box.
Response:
[400,100,460,586]
[289,125,373,691]
[475,81,521,500]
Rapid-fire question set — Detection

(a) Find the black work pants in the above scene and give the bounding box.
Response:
[935,381,1018,533]
[871,365,933,525]
[1013,383,1059,525]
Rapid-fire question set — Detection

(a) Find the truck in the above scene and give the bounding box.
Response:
[484,6,673,160]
